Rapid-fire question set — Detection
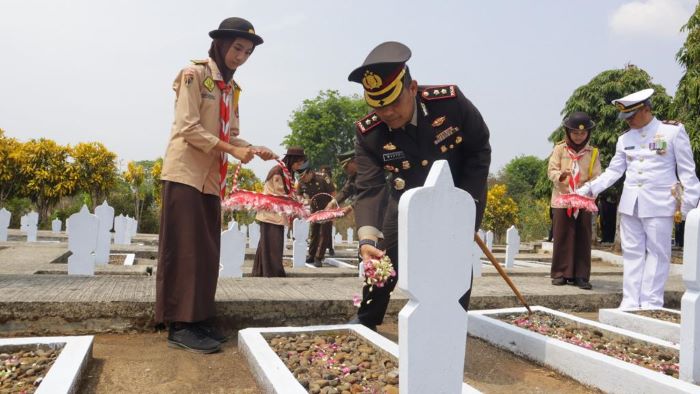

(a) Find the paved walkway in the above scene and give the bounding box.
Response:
[0,235,687,336]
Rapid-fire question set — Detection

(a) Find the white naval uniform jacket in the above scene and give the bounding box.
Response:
[583,118,700,218]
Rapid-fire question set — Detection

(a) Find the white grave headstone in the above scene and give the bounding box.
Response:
[228,220,238,231]
[67,205,98,275]
[51,218,62,233]
[505,225,520,269]
[0,208,10,242]
[125,217,137,244]
[248,222,261,249]
[94,201,114,265]
[292,218,309,268]
[220,227,246,278]
[346,227,354,244]
[681,208,700,383]
[240,224,248,238]
[398,160,474,393]
[26,211,38,242]
[65,217,71,235]
[485,230,494,252]
[334,232,343,246]
[113,214,127,245]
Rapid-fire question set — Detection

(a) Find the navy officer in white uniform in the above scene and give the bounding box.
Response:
[578,88,700,309]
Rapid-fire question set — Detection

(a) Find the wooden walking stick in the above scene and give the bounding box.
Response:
[474,234,532,314]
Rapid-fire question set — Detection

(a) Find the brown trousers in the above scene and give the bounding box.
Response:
[551,208,592,280]
[155,181,221,324]
[308,222,332,260]
[252,222,286,277]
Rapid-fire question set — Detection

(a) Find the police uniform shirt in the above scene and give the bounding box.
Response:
[335,174,358,205]
[354,85,491,239]
[584,118,700,217]
[297,174,335,212]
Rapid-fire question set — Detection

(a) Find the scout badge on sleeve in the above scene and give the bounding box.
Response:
[222,160,309,217]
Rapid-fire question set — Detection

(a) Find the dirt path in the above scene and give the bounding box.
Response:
[78,323,600,393]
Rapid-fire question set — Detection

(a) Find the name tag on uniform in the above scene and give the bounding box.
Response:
[624,146,635,150]
[383,151,406,162]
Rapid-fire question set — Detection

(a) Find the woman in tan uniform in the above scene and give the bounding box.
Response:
[252,147,307,277]
[157,17,275,354]
[547,112,601,289]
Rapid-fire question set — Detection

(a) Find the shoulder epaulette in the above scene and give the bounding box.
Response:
[420,85,457,101]
[662,120,681,126]
[356,112,384,134]
[556,140,566,145]
[190,59,208,65]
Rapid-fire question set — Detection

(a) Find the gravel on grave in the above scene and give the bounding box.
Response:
[497,311,679,378]
[628,309,680,324]
[267,331,399,394]
[108,255,127,265]
[0,346,61,393]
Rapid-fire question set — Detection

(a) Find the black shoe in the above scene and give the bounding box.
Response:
[196,322,228,343]
[551,277,566,286]
[348,317,377,332]
[574,278,592,290]
[329,248,335,256]
[314,259,323,268]
[305,256,314,264]
[168,324,221,354]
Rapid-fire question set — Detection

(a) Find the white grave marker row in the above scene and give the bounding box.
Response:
[292,218,309,268]
[220,227,246,278]
[0,208,9,242]
[505,225,520,269]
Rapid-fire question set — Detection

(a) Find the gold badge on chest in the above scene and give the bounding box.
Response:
[383,142,397,151]
[432,116,446,127]
[394,177,406,190]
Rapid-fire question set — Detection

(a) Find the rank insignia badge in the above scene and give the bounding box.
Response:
[203,77,215,92]
[432,116,446,127]
[383,142,397,151]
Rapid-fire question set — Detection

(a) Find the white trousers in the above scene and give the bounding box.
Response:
[619,213,674,309]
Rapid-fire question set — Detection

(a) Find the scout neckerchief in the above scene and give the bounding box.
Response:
[216,80,233,198]
[565,146,587,218]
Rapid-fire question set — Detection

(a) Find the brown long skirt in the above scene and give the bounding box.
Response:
[252,221,286,277]
[551,208,592,280]
[155,181,221,324]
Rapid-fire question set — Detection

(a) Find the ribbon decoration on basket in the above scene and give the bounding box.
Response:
[221,159,309,218]
[305,192,349,224]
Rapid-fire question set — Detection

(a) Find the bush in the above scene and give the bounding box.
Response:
[517,197,551,242]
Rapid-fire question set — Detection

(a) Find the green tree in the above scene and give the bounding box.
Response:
[500,155,547,201]
[16,138,76,223]
[548,65,673,200]
[123,161,146,225]
[284,90,367,182]
[673,2,700,172]
[151,158,163,208]
[71,142,118,209]
[482,184,519,243]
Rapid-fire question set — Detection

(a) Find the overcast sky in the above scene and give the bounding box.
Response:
[0,0,696,179]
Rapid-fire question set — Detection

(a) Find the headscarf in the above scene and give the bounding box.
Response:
[208,39,235,82]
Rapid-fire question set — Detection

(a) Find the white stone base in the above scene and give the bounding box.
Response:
[323,258,356,269]
[238,324,480,393]
[599,307,680,344]
[0,335,93,394]
[468,306,697,394]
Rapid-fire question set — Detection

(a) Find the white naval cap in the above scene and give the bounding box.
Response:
[612,88,654,120]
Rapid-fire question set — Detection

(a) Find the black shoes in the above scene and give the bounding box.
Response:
[305,256,314,264]
[313,259,323,268]
[168,323,220,354]
[348,317,377,332]
[328,248,335,256]
[551,277,567,286]
[574,278,592,290]
[197,322,228,343]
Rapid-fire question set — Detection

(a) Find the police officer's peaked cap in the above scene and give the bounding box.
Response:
[209,17,264,45]
[612,88,654,120]
[563,112,596,131]
[337,150,355,165]
[348,41,412,108]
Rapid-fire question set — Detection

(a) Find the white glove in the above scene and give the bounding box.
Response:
[576,184,592,197]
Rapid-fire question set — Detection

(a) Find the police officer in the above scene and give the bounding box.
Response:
[347,41,491,330]
[297,166,335,267]
[326,150,359,209]
[578,88,700,309]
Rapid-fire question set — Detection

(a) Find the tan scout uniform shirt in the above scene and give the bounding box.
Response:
[548,142,602,208]
[255,166,290,226]
[161,58,251,196]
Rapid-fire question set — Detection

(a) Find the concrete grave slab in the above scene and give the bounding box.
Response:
[469,306,698,394]
[599,307,680,343]
[0,335,93,394]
